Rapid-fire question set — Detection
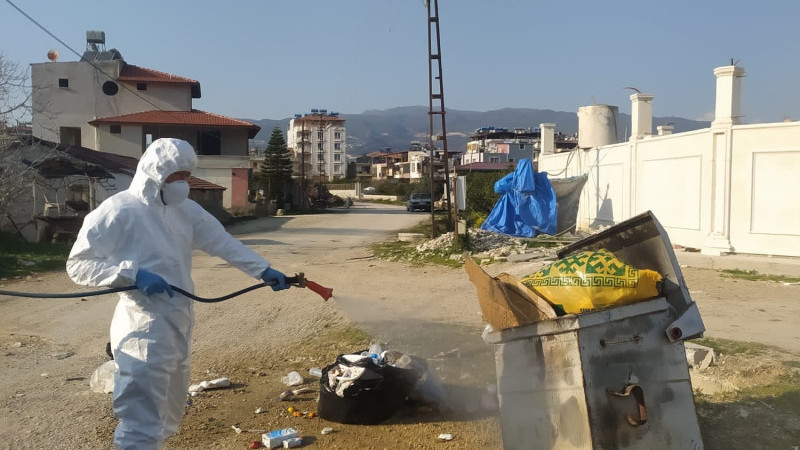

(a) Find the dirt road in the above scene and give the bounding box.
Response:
[1,202,798,449]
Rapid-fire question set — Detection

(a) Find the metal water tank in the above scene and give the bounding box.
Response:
[577,105,619,149]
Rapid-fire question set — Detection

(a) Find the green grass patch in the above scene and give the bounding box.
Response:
[519,239,563,249]
[0,232,71,279]
[782,360,800,369]
[398,213,451,238]
[690,337,774,356]
[371,240,465,268]
[720,268,800,283]
[696,372,800,449]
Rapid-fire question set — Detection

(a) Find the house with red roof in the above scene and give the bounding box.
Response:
[30,31,259,212]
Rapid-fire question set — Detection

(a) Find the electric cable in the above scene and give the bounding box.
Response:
[5,0,197,123]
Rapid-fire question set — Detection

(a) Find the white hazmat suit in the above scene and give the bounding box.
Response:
[67,138,272,449]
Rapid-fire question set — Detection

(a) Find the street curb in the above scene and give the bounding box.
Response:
[675,251,800,278]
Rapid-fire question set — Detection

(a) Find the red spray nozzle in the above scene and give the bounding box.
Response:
[305,280,333,301]
[286,273,332,301]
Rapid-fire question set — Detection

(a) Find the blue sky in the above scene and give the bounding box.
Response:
[2,0,798,123]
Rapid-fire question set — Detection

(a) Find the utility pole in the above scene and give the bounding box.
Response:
[427,0,454,242]
[318,111,326,182]
[300,119,306,210]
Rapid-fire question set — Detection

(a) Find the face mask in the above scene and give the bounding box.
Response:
[160,180,190,206]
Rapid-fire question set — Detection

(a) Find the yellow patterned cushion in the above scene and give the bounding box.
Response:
[520,248,662,314]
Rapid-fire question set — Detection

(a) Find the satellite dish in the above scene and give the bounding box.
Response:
[47,49,59,61]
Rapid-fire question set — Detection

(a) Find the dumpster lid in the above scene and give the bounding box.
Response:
[557,211,705,341]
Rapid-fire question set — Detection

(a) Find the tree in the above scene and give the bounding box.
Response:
[0,55,30,124]
[258,127,293,202]
[1,55,39,231]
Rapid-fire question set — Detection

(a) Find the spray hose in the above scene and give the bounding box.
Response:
[0,273,333,303]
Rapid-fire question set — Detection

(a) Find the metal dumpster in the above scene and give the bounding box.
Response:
[483,211,705,449]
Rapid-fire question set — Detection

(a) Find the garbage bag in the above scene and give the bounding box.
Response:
[318,351,420,424]
[520,248,662,314]
[89,360,117,394]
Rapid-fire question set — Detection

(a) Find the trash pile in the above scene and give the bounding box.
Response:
[413,228,566,263]
[416,228,525,256]
[468,245,664,329]
[470,212,708,448]
[318,343,448,425]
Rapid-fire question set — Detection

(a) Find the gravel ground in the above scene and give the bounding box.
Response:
[1,203,798,449]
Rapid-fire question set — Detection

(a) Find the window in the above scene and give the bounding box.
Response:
[334,132,341,140]
[317,131,323,140]
[334,143,341,150]
[509,158,514,163]
[334,164,341,173]
[102,81,119,96]
[317,154,325,162]
[519,144,525,149]
[318,163,325,172]
[136,82,147,91]
[334,154,341,161]
[317,143,323,151]
[110,125,121,134]
[58,78,69,88]
[59,127,81,146]
[490,157,500,163]
[197,131,221,155]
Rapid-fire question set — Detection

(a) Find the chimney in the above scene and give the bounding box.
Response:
[657,125,674,136]
[630,93,654,139]
[712,65,745,127]
[540,123,555,154]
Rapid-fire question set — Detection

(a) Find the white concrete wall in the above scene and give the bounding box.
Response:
[95,123,145,158]
[31,60,192,149]
[194,155,250,208]
[539,121,800,257]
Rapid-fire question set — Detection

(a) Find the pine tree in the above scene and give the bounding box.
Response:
[258,127,293,201]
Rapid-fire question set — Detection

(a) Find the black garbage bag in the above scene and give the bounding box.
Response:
[318,351,420,424]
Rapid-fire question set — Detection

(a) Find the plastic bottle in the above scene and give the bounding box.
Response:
[368,342,382,364]
[393,354,412,369]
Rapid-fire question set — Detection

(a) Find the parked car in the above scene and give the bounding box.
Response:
[363,186,377,194]
[406,192,432,212]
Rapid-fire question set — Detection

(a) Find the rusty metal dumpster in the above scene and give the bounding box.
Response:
[483,211,705,449]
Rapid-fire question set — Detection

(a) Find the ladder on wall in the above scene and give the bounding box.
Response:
[427,0,454,235]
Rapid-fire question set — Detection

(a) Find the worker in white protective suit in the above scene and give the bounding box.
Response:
[67,138,289,449]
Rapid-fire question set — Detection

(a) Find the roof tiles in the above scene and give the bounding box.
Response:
[118,64,199,85]
[89,110,261,138]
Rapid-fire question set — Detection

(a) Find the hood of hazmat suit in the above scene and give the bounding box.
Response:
[67,138,271,449]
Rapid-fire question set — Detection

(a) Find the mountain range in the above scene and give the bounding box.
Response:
[244,106,710,156]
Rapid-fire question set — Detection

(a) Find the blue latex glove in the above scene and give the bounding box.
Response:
[135,269,174,297]
[261,267,288,291]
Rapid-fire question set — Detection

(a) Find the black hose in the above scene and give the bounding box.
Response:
[0,278,294,304]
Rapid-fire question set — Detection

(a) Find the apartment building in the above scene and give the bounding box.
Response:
[286,109,346,181]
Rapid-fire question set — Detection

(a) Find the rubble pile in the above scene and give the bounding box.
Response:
[414,229,558,261]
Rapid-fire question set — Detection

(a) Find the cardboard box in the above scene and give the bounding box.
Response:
[465,257,556,330]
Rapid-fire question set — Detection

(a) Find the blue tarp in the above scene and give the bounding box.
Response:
[480,159,557,237]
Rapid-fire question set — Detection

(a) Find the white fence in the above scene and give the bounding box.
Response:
[539,121,800,257]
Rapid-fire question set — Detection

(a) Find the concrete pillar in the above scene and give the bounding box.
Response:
[657,125,674,136]
[540,123,555,155]
[712,65,745,127]
[630,93,654,139]
[702,65,744,255]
